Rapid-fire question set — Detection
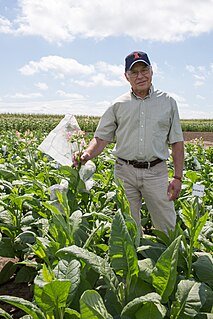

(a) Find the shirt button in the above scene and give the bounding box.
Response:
[141,125,143,128]
[140,138,143,141]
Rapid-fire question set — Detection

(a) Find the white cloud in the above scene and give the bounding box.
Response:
[168,91,213,119]
[194,74,206,87]
[0,17,13,33]
[2,0,213,43]
[186,65,195,73]
[194,80,204,87]
[19,56,95,76]
[186,64,207,87]
[196,95,205,100]
[152,62,164,79]
[35,82,48,90]
[56,90,85,99]
[95,62,124,77]
[194,74,205,81]
[9,92,42,99]
[72,74,125,88]
[19,56,125,87]
[168,92,187,104]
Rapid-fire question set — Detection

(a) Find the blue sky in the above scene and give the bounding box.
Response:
[0,0,213,119]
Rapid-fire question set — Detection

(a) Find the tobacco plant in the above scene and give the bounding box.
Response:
[0,129,212,318]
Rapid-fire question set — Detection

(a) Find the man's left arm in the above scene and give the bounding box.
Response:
[168,141,184,201]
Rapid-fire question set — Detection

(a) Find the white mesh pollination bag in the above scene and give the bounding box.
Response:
[38,114,81,166]
[38,114,96,189]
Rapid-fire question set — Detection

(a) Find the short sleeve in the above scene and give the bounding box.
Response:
[168,98,184,144]
[94,105,117,142]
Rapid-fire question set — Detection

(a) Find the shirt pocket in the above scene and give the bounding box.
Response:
[150,114,170,135]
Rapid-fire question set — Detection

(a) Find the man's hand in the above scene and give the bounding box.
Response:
[167,178,182,201]
[72,137,109,168]
[72,151,91,168]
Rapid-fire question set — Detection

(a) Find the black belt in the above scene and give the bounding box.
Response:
[117,157,163,168]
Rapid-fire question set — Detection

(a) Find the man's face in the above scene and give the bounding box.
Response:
[125,62,153,96]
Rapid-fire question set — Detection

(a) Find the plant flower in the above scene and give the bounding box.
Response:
[66,129,86,168]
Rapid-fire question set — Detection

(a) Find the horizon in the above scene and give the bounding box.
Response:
[1,112,213,121]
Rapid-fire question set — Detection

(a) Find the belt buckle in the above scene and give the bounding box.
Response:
[132,161,140,168]
[133,161,150,169]
[133,161,144,168]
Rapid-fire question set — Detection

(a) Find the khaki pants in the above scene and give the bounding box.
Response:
[114,159,176,233]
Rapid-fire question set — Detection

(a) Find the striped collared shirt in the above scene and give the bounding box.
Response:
[94,85,183,161]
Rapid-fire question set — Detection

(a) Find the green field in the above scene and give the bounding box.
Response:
[181,119,213,132]
[0,113,212,133]
[0,122,212,318]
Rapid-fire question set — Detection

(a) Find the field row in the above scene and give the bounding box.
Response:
[0,113,212,133]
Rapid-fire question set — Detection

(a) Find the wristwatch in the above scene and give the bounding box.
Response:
[173,175,182,182]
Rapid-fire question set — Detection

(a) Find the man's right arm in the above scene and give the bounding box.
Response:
[74,137,110,165]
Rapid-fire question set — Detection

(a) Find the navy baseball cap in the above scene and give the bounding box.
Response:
[125,51,151,71]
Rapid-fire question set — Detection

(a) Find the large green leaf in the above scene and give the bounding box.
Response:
[152,236,181,303]
[0,169,17,181]
[15,265,37,284]
[56,245,119,300]
[60,244,121,313]
[179,202,195,230]
[185,171,199,183]
[198,221,213,252]
[121,292,166,319]
[0,261,17,284]
[108,211,139,278]
[80,290,113,319]
[194,212,209,246]
[54,258,81,305]
[64,308,80,318]
[193,254,213,289]
[130,277,153,300]
[0,296,46,319]
[170,279,208,319]
[44,202,73,245]
[137,240,166,262]
[43,201,62,216]
[199,285,213,314]
[15,230,37,245]
[69,210,84,244]
[138,258,155,284]
[59,166,78,181]
[12,194,37,211]
[135,302,166,319]
[0,237,15,257]
[34,279,71,313]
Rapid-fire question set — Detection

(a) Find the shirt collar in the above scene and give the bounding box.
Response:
[131,84,154,100]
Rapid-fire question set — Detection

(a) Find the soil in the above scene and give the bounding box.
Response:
[183,131,213,147]
[0,131,212,318]
[0,257,33,318]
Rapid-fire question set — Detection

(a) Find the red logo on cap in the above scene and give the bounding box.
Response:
[133,52,141,60]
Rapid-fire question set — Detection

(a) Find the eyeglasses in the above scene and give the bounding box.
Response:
[127,66,151,78]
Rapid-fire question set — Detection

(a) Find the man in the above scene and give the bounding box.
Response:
[74,51,184,233]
